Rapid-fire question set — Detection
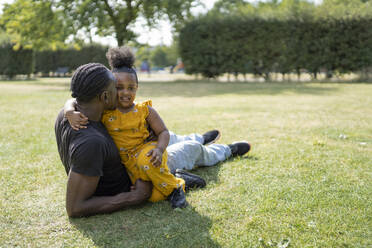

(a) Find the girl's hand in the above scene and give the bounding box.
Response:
[147,148,163,167]
[65,111,89,130]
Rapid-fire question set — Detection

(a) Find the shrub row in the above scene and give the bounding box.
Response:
[0,44,109,78]
[35,45,109,75]
[0,43,33,78]
[179,16,372,79]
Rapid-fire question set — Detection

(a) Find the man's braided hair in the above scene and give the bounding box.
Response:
[70,63,112,102]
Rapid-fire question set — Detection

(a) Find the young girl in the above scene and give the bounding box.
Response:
[65,47,187,208]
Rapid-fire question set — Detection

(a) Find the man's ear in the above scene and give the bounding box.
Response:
[99,91,108,103]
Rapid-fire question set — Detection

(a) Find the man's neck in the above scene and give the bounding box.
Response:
[76,101,103,122]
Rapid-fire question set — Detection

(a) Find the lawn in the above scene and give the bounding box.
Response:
[0,78,371,247]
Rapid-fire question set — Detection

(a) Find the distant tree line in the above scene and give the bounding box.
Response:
[34,45,109,76]
[0,43,33,78]
[0,44,109,79]
[179,16,372,80]
[0,43,179,78]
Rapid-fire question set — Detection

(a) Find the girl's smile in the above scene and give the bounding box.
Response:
[114,72,138,112]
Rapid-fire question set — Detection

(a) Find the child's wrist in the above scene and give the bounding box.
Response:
[64,110,72,118]
[156,146,165,153]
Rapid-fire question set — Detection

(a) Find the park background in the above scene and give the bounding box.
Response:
[0,0,371,247]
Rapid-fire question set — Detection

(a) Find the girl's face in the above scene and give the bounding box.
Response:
[114,72,138,111]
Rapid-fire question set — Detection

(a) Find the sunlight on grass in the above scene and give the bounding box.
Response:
[0,79,371,247]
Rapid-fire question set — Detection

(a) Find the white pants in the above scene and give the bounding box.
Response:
[166,131,232,173]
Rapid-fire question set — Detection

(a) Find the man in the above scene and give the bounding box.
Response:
[55,63,154,217]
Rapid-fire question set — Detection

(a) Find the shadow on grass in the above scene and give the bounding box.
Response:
[193,162,223,185]
[192,155,258,186]
[68,158,249,247]
[69,202,220,247]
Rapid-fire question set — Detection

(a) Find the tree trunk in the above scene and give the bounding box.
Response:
[296,68,301,81]
[116,28,125,46]
[312,71,318,80]
[264,72,270,82]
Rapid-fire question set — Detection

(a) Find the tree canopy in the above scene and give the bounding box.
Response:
[58,0,200,46]
[0,0,200,50]
[0,0,68,50]
[209,0,372,20]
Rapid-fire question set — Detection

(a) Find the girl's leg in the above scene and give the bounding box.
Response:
[136,142,185,202]
[166,141,232,174]
[168,131,204,146]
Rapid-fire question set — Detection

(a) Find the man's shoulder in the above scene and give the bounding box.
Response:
[74,129,106,146]
[55,110,106,146]
[71,125,107,145]
[55,109,66,128]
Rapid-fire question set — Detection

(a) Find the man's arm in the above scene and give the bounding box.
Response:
[66,171,152,218]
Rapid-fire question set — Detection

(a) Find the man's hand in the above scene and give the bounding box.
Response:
[147,148,163,167]
[130,179,153,197]
[65,111,89,130]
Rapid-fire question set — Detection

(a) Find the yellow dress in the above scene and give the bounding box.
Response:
[102,100,184,202]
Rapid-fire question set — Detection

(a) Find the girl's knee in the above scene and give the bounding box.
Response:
[149,188,167,202]
[137,144,157,166]
[137,144,168,167]
[177,141,203,156]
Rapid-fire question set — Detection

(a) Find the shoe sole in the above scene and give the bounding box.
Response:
[204,131,221,145]
[173,201,188,209]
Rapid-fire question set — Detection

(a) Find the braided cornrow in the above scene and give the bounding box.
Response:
[70,63,112,102]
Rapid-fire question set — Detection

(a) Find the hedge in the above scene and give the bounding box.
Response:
[34,45,109,75]
[0,44,109,78]
[179,16,372,79]
[0,43,33,78]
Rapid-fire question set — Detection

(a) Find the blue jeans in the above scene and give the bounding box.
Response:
[166,131,232,173]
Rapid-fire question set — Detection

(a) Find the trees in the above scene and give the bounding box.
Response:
[58,0,200,46]
[0,0,68,50]
[1,0,200,49]
[315,0,372,19]
[150,45,178,68]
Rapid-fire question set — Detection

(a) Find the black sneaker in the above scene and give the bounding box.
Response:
[168,187,188,209]
[228,141,251,157]
[175,169,206,191]
[202,130,221,145]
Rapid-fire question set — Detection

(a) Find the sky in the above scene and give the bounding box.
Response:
[1,0,323,47]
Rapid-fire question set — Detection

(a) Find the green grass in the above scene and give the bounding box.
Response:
[0,78,371,247]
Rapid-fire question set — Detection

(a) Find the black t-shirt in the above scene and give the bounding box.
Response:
[55,109,131,196]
